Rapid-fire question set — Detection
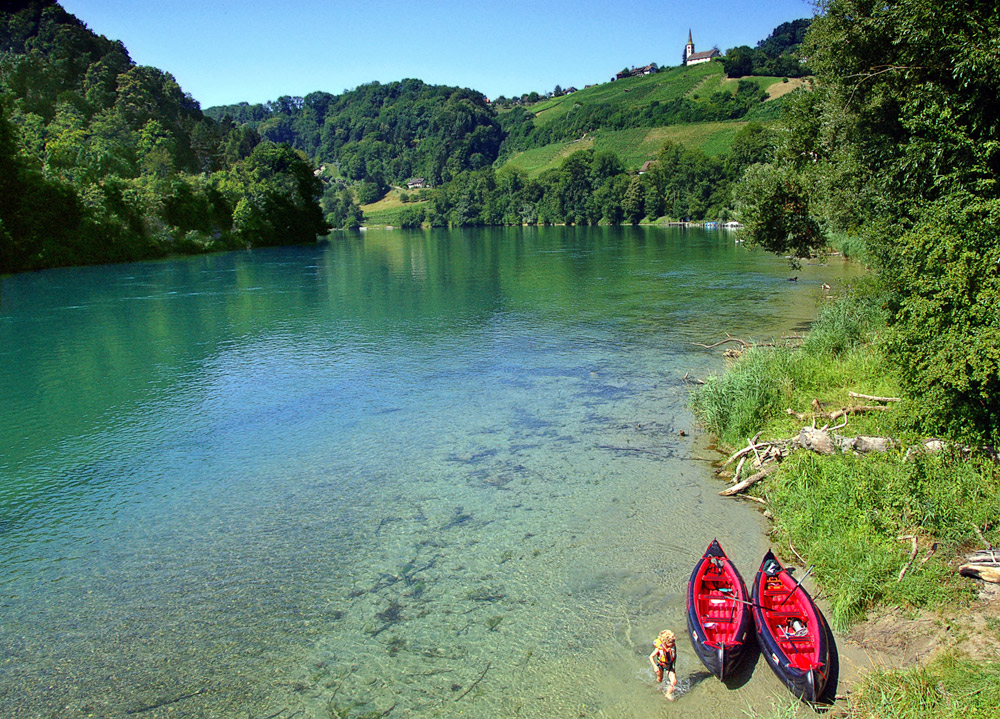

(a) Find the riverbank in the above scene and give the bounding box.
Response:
[690,286,1000,716]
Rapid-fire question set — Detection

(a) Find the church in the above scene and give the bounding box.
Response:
[684,31,721,66]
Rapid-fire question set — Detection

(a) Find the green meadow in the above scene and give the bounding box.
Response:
[502,122,747,176]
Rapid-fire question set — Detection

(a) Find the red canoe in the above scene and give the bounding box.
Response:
[751,550,831,702]
[685,538,754,680]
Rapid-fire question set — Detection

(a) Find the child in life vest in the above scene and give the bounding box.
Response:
[649,629,678,700]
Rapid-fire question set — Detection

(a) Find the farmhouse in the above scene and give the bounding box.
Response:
[616,63,659,81]
[684,30,720,66]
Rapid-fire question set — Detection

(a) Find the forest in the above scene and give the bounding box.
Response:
[206,80,502,192]
[0,0,327,274]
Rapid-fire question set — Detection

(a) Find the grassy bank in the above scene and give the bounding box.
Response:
[690,285,1000,714]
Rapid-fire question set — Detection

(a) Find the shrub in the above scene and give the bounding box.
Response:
[801,291,887,357]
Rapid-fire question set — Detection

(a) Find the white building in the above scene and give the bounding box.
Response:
[684,30,721,66]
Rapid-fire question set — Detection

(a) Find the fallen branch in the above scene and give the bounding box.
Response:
[785,405,892,422]
[719,463,779,496]
[749,434,763,466]
[897,535,918,582]
[920,543,937,566]
[455,661,491,701]
[848,392,901,403]
[732,455,747,484]
[971,523,996,563]
[788,542,806,565]
[965,550,1000,565]
[691,335,751,350]
[721,439,793,468]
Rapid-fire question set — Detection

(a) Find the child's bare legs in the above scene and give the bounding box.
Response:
[665,670,677,700]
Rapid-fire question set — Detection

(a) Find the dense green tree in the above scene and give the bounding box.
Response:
[208,79,501,189]
[222,143,327,246]
[723,19,812,78]
[734,0,1000,442]
[723,46,755,78]
[622,176,645,225]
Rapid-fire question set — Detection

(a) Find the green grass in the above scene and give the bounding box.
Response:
[501,137,596,176]
[827,231,869,262]
[850,653,1000,718]
[766,451,989,629]
[691,292,890,445]
[503,65,795,176]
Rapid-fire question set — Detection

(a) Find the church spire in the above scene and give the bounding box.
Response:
[688,29,693,44]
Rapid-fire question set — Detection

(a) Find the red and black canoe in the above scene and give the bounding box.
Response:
[685,539,753,680]
[751,550,831,703]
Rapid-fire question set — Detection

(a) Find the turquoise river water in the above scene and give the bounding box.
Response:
[1,227,856,718]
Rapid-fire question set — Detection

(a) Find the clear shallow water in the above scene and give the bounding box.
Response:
[0,227,854,718]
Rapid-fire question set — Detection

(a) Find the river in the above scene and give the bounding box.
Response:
[0,226,855,718]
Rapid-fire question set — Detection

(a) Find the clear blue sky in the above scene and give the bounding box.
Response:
[59,0,815,109]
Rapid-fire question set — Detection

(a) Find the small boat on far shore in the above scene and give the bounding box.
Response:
[686,539,754,681]
[751,550,832,703]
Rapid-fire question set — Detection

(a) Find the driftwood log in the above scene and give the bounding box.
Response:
[785,405,892,423]
[897,535,918,582]
[959,528,1000,583]
[719,464,779,496]
[848,392,900,403]
[795,427,898,455]
[959,563,1000,584]
[715,391,903,498]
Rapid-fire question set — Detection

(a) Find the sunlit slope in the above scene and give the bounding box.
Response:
[528,62,721,127]
[504,123,746,177]
[502,63,799,174]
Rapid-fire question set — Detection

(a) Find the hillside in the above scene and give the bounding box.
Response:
[348,57,806,228]
[206,80,500,190]
[499,63,803,176]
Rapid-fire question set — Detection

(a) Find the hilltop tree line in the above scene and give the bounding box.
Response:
[723,19,811,79]
[206,80,502,192]
[735,0,1000,443]
[0,0,327,274]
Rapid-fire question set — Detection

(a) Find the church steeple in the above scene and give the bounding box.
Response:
[685,29,695,63]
